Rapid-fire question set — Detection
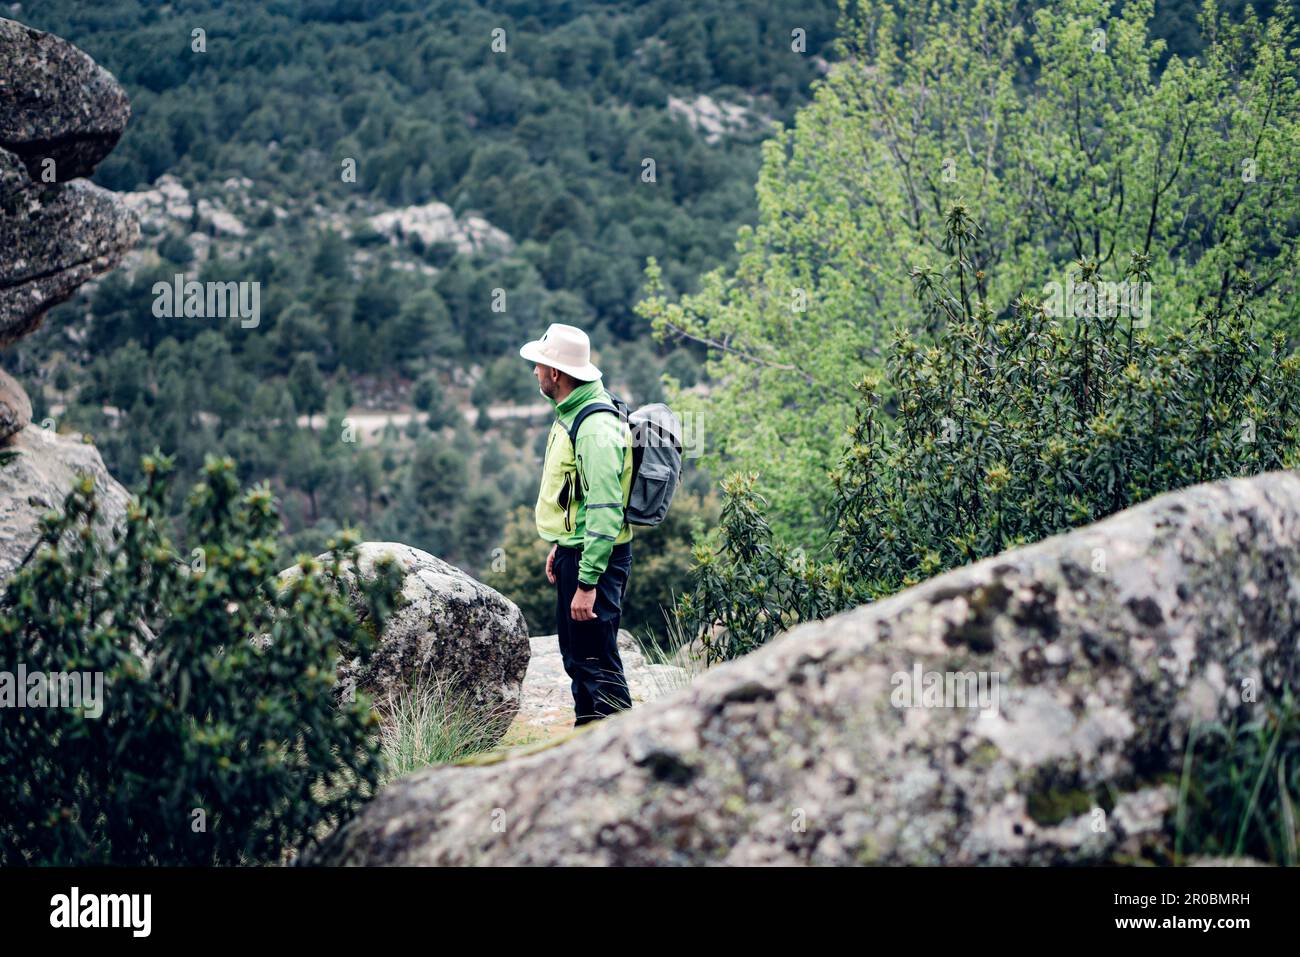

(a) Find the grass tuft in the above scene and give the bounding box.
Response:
[375,676,512,784]
[1176,687,1300,866]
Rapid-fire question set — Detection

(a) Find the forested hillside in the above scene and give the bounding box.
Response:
[7,0,1300,878]
[3,0,1294,641]
[3,0,837,638]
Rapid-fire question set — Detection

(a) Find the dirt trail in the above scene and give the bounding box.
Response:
[295,402,552,442]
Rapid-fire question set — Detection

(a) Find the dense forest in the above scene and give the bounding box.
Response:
[4,0,842,637]
[3,0,1295,641]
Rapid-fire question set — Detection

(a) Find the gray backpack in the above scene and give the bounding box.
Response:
[568,394,682,527]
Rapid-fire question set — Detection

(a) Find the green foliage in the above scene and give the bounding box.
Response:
[679,205,1300,659]
[472,355,537,409]
[1177,688,1300,865]
[288,353,327,420]
[410,375,438,413]
[675,474,850,663]
[26,0,835,344]
[13,0,840,569]
[640,0,1300,543]
[831,209,1300,600]
[0,455,401,865]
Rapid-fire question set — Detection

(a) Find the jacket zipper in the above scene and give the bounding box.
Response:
[563,473,573,532]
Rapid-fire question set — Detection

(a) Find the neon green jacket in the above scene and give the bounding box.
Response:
[535,380,633,585]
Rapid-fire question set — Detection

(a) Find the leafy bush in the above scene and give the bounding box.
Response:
[678,205,1300,659]
[0,454,401,865]
[640,0,1300,543]
[675,474,851,663]
[832,206,1300,599]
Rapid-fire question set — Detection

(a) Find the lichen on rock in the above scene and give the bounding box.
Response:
[310,471,1300,866]
[279,542,531,744]
[0,16,138,584]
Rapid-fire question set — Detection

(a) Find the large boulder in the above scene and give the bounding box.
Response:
[282,543,530,740]
[0,17,131,178]
[0,425,130,584]
[1,19,139,346]
[312,471,1300,866]
[0,146,139,347]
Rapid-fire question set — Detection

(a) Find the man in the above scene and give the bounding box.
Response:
[520,322,634,726]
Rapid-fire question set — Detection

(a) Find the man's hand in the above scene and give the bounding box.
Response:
[570,586,597,622]
[546,543,557,584]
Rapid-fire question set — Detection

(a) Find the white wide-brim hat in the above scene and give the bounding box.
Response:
[519,322,602,381]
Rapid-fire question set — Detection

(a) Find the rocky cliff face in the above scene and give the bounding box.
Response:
[0,424,131,583]
[0,17,137,577]
[312,470,1300,866]
[0,17,139,345]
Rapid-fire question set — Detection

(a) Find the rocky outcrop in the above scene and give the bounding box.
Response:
[280,543,530,742]
[0,18,138,583]
[0,17,130,178]
[367,201,512,256]
[312,471,1300,866]
[0,424,130,583]
[666,93,778,144]
[0,17,139,346]
[0,367,31,442]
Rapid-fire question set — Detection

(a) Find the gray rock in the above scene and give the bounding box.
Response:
[0,17,131,179]
[311,471,1300,866]
[281,543,530,742]
[0,424,130,584]
[0,147,139,346]
[0,366,31,442]
[0,20,139,346]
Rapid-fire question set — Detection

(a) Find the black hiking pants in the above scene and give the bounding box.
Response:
[553,542,633,725]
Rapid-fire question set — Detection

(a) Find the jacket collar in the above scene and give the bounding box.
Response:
[552,379,604,420]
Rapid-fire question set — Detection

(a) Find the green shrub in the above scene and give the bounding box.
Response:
[675,475,851,663]
[0,454,401,865]
[679,205,1300,659]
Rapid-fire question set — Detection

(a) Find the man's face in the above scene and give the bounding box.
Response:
[534,363,560,399]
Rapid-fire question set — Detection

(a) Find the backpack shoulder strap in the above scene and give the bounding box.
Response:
[566,402,620,448]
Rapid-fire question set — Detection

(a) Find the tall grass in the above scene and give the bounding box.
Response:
[634,602,709,698]
[376,676,513,785]
[1176,687,1300,865]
